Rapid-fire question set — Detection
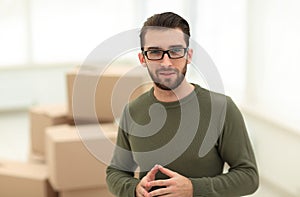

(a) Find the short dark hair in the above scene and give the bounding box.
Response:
[140,12,191,49]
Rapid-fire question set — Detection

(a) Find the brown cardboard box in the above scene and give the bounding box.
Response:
[59,187,114,197]
[46,123,118,191]
[66,66,151,123]
[0,160,57,197]
[30,104,73,157]
[28,151,46,164]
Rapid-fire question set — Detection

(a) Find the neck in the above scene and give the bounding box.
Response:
[153,79,194,102]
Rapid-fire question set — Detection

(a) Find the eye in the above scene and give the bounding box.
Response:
[169,48,184,56]
[148,50,162,55]
[170,48,183,53]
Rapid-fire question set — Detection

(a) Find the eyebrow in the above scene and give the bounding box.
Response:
[147,46,161,50]
[146,45,185,50]
[169,45,185,48]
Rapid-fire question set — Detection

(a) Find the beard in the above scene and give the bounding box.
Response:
[146,61,187,91]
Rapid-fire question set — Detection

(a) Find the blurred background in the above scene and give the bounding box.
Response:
[0,0,300,196]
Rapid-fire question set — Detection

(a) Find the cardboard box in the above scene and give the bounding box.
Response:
[66,66,151,123]
[28,151,46,164]
[0,160,57,197]
[59,187,114,197]
[30,104,73,156]
[46,123,118,190]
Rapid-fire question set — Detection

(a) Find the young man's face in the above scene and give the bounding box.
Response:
[139,28,193,90]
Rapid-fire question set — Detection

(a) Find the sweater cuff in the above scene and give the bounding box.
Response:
[130,178,140,197]
[190,177,212,196]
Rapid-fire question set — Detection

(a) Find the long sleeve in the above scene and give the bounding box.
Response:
[106,88,259,197]
[190,98,259,196]
[106,166,139,197]
[106,105,139,197]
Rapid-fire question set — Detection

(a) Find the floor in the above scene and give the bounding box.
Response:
[0,111,29,162]
[0,111,291,196]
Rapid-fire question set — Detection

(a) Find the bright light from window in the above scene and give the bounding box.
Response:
[0,1,27,65]
[31,0,137,64]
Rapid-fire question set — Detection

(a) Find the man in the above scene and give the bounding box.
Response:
[106,12,259,197]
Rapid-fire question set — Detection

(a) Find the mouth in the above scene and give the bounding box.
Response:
[158,71,176,77]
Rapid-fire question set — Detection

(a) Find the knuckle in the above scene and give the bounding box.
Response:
[169,179,176,185]
[160,180,167,186]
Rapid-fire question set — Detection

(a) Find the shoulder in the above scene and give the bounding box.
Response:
[195,85,242,123]
[119,88,154,129]
[195,85,230,108]
[127,87,154,114]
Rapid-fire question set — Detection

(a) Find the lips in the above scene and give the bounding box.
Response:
[157,69,177,76]
[159,71,176,76]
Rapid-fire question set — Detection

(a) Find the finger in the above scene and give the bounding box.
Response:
[158,165,177,178]
[146,165,159,181]
[137,186,149,197]
[149,179,171,187]
[149,187,170,197]
[139,179,151,191]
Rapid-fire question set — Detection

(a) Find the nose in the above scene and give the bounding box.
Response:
[160,52,172,66]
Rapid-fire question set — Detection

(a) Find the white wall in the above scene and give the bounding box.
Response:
[243,109,300,196]
[246,0,300,131]
[0,65,71,111]
[1,1,300,195]
[245,1,300,195]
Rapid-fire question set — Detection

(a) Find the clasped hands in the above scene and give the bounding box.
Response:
[135,164,193,197]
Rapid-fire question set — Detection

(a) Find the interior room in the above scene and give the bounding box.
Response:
[1,0,299,196]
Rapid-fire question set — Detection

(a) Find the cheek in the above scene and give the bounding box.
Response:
[146,62,160,71]
[175,59,187,69]
[145,63,156,74]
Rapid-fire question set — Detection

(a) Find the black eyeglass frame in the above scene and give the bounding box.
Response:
[141,47,189,61]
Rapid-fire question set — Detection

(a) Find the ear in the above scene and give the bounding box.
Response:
[187,48,193,64]
[138,52,147,67]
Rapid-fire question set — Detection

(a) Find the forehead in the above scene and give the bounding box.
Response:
[143,28,186,49]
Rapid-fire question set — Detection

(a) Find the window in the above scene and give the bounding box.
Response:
[0,0,139,66]
[190,0,247,103]
[247,0,300,131]
[31,0,138,64]
[0,1,28,65]
[0,0,248,112]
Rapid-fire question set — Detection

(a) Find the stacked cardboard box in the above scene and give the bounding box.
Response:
[59,66,150,195]
[60,187,114,197]
[45,124,117,195]
[0,103,70,197]
[29,104,73,161]
[0,160,57,197]
[29,106,119,196]
[0,65,150,197]
[66,66,151,123]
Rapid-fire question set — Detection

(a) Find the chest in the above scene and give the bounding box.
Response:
[128,116,224,176]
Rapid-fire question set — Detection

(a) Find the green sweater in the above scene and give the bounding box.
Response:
[106,84,259,196]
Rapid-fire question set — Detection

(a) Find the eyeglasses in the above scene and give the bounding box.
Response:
[142,47,188,61]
